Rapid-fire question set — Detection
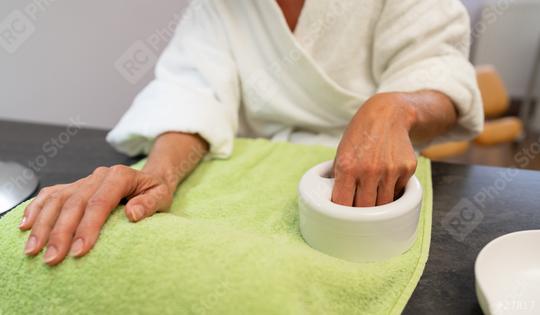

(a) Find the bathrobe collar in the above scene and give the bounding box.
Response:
[256,0,363,102]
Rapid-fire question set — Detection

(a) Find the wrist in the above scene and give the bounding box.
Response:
[361,92,418,132]
[142,163,181,193]
[396,93,419,132]
[142,132,208,193]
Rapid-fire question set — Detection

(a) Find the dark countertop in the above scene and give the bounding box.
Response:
[1,119,539,314]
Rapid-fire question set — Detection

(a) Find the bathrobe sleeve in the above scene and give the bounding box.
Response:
[372,0,484,145]
[107,0,240,158]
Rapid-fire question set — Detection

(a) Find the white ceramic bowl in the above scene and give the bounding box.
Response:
[298,160,423,262]
[475,230,540,315]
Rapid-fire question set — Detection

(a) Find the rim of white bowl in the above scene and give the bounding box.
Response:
[298,160,423,222]
[475,229,540,292]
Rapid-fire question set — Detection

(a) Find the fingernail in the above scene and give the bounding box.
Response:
[130,206,143,221]
[19,216,27,228]
[43,246,58,264]
[70,238,84,257]
[24,235,37,254]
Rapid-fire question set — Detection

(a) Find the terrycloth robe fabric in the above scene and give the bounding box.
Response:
[0,139,433,315]
[106,0,483,158]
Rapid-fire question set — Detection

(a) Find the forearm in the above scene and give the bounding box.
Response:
[390,90,459,145]
[142,132,209,193]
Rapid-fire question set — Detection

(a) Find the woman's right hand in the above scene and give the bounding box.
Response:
[19,131,209,266]
[19,165,174,266]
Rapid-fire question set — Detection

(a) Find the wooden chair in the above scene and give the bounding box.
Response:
[474,65,523,145]
[421,65,523,160]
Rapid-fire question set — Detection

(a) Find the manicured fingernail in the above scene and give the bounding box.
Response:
[19,216,27,228]
[24,235,37,254]
[130,206,143,221]
[70,238,84,257]
[43,246,58,264]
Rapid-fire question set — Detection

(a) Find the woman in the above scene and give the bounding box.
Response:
[19,0,483,266]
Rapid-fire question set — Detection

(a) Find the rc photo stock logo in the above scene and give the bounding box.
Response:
[441,137,540,243]
[0,10,36,54]
[0,1,58,54]
[114,40,159,85]
[441,198,484,242]
[114,13,182,85]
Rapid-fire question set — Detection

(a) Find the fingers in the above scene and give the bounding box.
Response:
[24,187,76,256]
[393,161,417,200]
[19,185,67,230]
[375,176,398,206]
[355,165,411,206]
[354,180,378,207]
[43,196,87,265]
[332,155,417,207]
[394,176,408,200]
[331,174,356,206]
[125,185,171,222]
[43,171,108,265]
[20,164,170,266]
[70,166,136,257]
[125,195,151,222]
[331,156,358,206]
[332,155,381,207]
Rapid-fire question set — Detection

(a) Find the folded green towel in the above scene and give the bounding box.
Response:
[0,139,432,315]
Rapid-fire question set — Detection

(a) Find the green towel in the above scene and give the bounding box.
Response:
[0,138,432,315]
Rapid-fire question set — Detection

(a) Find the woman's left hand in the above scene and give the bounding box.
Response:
[332,93,418,207]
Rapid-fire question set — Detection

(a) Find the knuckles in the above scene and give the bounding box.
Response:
[358,164,381,178]
[35,164,139,212]
[335,154,417,179]
[109,164,131,177]
[92,164,133,179]
[38,186,54,196]
[400,159,417,176]
[384,163,399,177]
[92,166,109,176]
[47,191,64,203]
[37,184,68,200]
[334,155,359,177]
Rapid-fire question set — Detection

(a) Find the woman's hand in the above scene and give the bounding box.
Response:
[20,167,173,265]
[332,91,458,207]
[332,93,417,207]
[19,132,208,266]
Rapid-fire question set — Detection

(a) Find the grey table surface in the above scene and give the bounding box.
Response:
[1,119,539,315]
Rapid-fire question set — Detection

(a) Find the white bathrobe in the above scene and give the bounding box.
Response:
[107,0,483,158]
